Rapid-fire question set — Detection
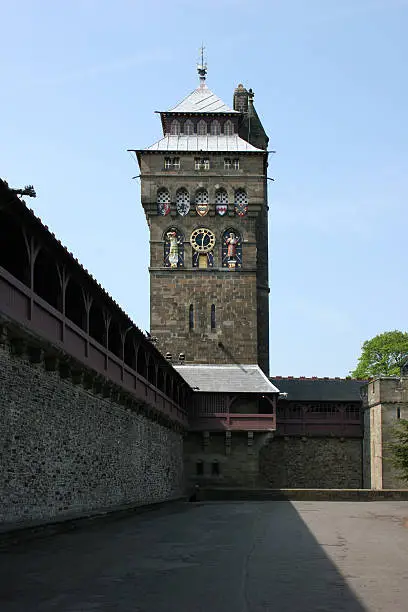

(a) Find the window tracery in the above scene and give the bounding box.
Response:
[170,120,180,135]
[157,188,171,216]
[210,120,221,135]
[224,120,234,136]
[215,189,228,216]
[184,120,194,135]
[197,120,207,135]
[234,189,248,217]
[176,188,190,215]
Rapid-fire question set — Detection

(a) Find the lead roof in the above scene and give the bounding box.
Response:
[145,134,263,153]
[270,377,367,402]
[165,84,239,114]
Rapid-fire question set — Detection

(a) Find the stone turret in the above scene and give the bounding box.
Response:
[234,84,269,151]
[362,376,408,489]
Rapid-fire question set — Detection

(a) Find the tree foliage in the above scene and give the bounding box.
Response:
[351,331,408,378]
[389,419,408,483]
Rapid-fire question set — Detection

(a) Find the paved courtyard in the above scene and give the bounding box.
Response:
[1,501,408,611]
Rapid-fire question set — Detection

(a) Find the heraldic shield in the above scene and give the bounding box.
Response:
[196,203,209,216]
[216,204,227,216]
[195,188,209,217]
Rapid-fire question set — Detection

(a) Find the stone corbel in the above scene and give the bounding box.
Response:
[44,354,58,371]
[247,431,254,454]
[9,336,25,356]
[225,430,232,455]
[28,346,43,364]
[203,431,210,451]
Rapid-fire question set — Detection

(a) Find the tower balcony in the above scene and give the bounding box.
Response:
[189,412,276,432]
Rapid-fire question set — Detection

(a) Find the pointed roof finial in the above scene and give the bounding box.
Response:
[197,43,207,87]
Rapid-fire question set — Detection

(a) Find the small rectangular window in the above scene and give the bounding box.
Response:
[211,460,220,476]
[233,158,240,170]
[173,157,180,169]
[397,407,401,419]
[224,158,232,170]
[164,158,172,169]
[196,461,204,476]
[203,159,210,170]
[195,158,201,170]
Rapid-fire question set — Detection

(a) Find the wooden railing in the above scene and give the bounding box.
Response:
[0,266,188,427]
[189,413,276,432]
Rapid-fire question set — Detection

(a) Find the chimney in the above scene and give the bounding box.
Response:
[233,83,248,113]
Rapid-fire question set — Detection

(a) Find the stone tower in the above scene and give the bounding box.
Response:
[133,63,270,374]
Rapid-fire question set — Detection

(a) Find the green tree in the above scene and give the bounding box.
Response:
[389,419,408,483]
[351,331,408,378]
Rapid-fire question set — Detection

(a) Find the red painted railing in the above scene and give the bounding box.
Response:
[189,413,276,432]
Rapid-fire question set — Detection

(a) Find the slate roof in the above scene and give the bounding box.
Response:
[270,377,368,402]
[166,85,239,114]
[174,364,280,393]
[144,134,263,153]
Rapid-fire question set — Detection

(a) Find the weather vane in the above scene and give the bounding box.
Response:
[197,43,207,85]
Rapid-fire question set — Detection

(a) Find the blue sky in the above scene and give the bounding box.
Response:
[2,0,408,376]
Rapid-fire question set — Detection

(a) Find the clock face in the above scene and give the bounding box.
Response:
[190,228,216,253]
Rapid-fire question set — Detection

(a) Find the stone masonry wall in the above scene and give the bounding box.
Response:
[0,344,184,529]
[184,432,272,487]
[259,438,363,488]
[151,270,258,365]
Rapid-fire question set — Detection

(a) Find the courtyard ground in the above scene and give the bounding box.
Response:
[1,501,408,611]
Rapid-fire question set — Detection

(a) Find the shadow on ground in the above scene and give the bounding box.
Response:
[0,501,368,611]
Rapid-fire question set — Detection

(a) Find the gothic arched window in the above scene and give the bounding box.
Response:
[170,120,180,135]
[222,229,242,270]
[157,188,171,216]
[224,120,234,136]
[215,188,228,215]
[164,227,184,268]
[176,188,190,215]
[197,120,207,136]
[234,188,248,217]
[195,189,209,204]
[184,120,194,135]
[210,120,221,135]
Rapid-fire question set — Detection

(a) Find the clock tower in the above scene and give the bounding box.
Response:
[132,62,270,374]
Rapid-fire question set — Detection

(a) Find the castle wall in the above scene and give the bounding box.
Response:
[259,438,363,489]
[184,432,362,489]
[363,378,408,490]
[184,432,271,487]
[0,344,184,529]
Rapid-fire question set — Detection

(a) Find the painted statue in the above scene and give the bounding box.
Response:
[166,230,180,268]
[226,232,239,259]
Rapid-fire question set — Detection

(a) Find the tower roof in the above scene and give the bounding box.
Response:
[166,84,239,114]
[144,133,263,152]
